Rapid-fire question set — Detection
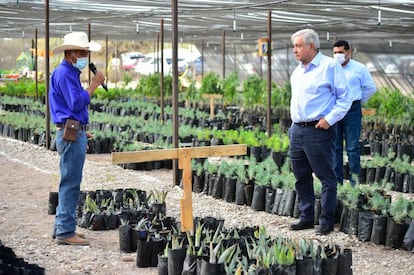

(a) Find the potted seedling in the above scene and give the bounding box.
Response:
[386,196,410,248]
[199,241,237,275]
[119,219,132,253]
[149,189,168,217]
[402,206,414,252]
[251,162,270,211]
[79,194,100,229]
[130,217,151,252]
[272,241,296,274]
[221,160,238,203]
[167,234,187,275]
[368,190,391,245]
[234,159,248,206]
[158,238,169,275]
[191,159,205,193]
[102,198,118,230]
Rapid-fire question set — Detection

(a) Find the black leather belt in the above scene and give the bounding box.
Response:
[294,120,318,127]
[56,124,88,131]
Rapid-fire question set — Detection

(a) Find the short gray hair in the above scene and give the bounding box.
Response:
[291,28,320,50]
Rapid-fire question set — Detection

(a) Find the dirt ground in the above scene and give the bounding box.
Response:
[0,136,413,275]
[0,138,158,275]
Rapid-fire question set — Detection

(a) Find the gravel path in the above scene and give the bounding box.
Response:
[0,136,413,274]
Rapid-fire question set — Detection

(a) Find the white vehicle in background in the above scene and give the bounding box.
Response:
[366,62,377,72]
[134,53,158,75]
[134,48,199,76]
[384,64,400,75]
[398,56,414,75]
[135,52,179,76]
[121,52,144,70]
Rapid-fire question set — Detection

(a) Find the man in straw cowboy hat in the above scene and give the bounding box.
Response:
[50,31,105,245]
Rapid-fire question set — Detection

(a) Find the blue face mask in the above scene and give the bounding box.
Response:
[73,57,88,70]
[71,53,88,70]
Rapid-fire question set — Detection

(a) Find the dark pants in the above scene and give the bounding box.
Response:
[335,100,362,185]
[289,123,337,227]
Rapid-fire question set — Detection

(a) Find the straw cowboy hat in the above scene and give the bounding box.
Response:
[52,32,101,54]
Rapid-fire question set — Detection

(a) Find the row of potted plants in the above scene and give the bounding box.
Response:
[188,155,414,252]
[0,70,291,112]
[46,156,414,254]
[2,74,414,125]
[48,187,169,233]
[0,95,291,156]
[364,87,414,127]
[74,188,169,231]
[154,222,352,275]
[116,207,353,274]
[3,89,414,161]
[360,126,414,161]
[337,182,414,251]
[355,153,414,193]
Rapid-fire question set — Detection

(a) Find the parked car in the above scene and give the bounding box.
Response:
[399,56,414,76]
[134,53,166,75]
[121,52,144,70]
[193,56,208,75]
[366,62,377,72]
[135,48,195,76]
[384,64,400,75]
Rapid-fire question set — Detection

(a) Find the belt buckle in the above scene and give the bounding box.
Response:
[297,121,316,127]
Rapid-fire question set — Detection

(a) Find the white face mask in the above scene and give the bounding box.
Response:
[333,53,346,65]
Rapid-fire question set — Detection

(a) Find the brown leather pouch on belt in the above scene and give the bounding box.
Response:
[63,119,79,141]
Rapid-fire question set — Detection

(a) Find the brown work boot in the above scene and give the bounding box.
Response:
[52,231,85,239]
[76,232,86,239]
[56,235,90,246]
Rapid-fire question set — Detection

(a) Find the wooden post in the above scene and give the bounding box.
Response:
[112,144,246,232]
[202,93,223,119]
[178,148,193,232]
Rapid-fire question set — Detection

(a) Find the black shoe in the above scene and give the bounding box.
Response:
[316,224,334,235]
[290,220,314,231]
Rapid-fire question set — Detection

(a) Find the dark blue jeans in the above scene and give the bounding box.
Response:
[54,128,87,239]
[289,124,337,227]
[335,100,362,185]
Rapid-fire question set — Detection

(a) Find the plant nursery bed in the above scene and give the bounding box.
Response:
[0,136,413,274]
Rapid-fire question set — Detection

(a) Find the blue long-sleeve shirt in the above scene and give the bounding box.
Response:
[342,59,377,103]
[290,52,353,126]
[49,60,91,125]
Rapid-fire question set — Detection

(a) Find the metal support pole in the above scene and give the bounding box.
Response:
[160,19,165,124]
[105,36,108,88]
[45,0,50,149]
[88,24,91,85]
[201,40,204,78]
[222,30,226,78]
[233,43,236,72]
[157,32,160,73]
[286,43,290,80]
[35,29,38,100]
[172,0,179,186]
[266,10,272,136]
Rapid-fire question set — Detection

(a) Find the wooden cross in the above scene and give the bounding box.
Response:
[202,93,223,119]
[112,144,246,232]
